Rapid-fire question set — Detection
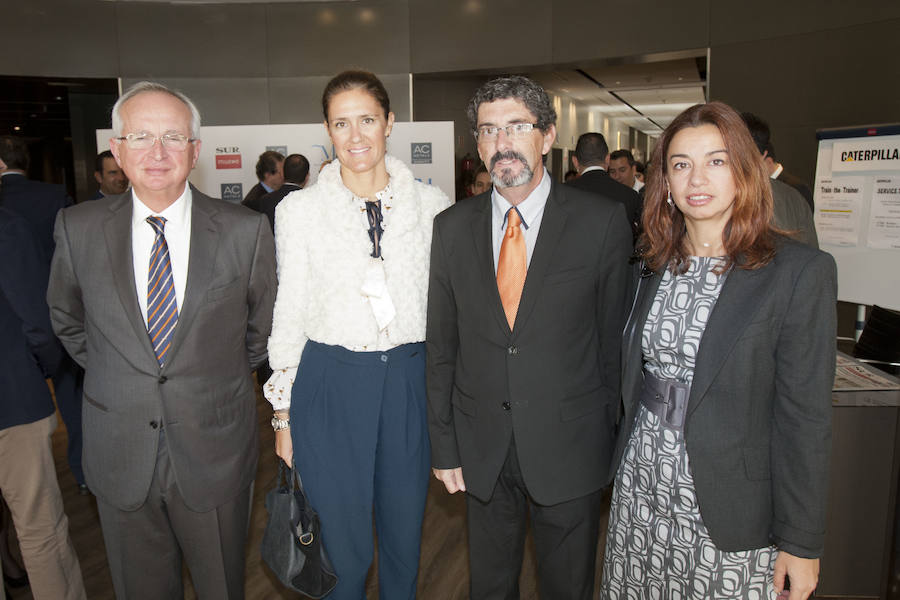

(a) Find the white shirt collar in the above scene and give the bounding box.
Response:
[581,165,606,174]
[491,167,551,230]
[770,163,784,179]
[131,183,192,229]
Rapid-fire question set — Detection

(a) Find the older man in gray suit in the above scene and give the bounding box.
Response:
[47,82,276,599]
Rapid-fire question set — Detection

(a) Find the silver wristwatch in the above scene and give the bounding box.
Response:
[271,415,290,431]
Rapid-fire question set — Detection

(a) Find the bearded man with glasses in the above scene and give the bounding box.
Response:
[426,75,633,599]
[47,81,276,599]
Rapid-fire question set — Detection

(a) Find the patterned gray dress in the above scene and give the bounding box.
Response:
[601,256,778,599]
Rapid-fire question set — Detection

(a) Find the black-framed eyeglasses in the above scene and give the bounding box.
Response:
[474,122,539,141]
[115,132,196,151]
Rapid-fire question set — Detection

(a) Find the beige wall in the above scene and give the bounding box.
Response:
[2,1,899,186]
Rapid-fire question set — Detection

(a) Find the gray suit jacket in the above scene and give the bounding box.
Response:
[772,179,818,248]
[48,188,276,512]
[613,238,836,557]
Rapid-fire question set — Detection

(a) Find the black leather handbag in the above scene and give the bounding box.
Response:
[260,460,338,598]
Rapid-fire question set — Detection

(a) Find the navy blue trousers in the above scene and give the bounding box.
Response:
[51,353,84,485]
[290,341,430,600]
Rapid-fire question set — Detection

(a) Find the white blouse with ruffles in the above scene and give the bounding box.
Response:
[264,155,450,410]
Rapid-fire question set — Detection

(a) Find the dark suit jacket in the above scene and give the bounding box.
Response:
[256,183,301,232]
[613,238,836,557]
[566,169,642,238]
[0,172,72,264]
[777,170,814,213]
[241,182,268,210]
[47,188,276,512]
[0,208,62,431]
[426,182,632,505]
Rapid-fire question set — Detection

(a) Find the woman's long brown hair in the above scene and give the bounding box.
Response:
[639,101,776,274]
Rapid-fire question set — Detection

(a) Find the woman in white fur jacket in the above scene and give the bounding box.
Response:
[264,70,450,600]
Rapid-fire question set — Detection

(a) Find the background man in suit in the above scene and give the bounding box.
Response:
[47,81,276,599]
[0,136,88,494]
[741,112,815,212]
[740,113,818,248]
[608,149,644,194]
[426,76,632,599]
[242,150,284,209]
[89,150,129,200]
[256,152,309,232]
[567,132,643,241]
[0,206,86,600]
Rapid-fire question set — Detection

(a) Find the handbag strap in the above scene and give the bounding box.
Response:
[278,459,316,543]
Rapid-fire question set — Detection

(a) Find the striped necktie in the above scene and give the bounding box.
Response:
[146,216,178,367]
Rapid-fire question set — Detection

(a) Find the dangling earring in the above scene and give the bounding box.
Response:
[666,188,673,206]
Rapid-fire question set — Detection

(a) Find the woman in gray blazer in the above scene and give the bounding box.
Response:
[601,102,836,600]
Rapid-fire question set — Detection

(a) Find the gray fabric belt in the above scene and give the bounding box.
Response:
[640,369,691,430]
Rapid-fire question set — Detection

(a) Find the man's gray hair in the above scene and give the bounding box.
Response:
[466,75,557,134]
[111,81,202,139]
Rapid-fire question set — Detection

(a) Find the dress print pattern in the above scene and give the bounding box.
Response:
[601,256,778,599]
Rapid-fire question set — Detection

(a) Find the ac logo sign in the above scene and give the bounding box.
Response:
[221,183,243,203]
[411,143,432,164]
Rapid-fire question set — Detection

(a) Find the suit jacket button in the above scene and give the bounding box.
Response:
[502,401,511,411]
[507,346,518,355]
[158,376,167,384]
[149,421,159,429]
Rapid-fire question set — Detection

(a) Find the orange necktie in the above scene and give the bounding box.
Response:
[497,208,526,329]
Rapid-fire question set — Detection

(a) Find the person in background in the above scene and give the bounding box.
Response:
[0,206,86,600]
[0,138,88,495]
[266,70,449,600]
[568,132,642,241]
[740,113,817,248]
[634,160,646,184]
[740,112,814,213]
[468,163,492,197]
[89,150,129,200]
[256,153,309,232]
[602,101,835,600]
[242,150,285,210]
[608,148,644,194]
[564,168,578,182]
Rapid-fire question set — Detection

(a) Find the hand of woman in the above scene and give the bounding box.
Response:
[773,551,819,600]
[275,428,293,466]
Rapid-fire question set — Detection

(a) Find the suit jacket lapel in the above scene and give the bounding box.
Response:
[622,267,661,386]
[471,197,511,336]
[688,264,772,415]
[512,182,567,336]
[164,190,219,369]
[103,193,157,362]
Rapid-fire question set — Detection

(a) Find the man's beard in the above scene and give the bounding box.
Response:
[490,151,533,188]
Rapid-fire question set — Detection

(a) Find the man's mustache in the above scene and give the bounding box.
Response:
[490,151,527,170]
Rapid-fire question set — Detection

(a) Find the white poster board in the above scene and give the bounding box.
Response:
[97,121,455,203]
[813,125,900,311]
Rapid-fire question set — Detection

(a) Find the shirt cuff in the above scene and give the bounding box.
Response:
[264,367,296,412]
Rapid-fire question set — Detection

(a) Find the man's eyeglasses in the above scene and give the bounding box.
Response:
[115,132,196,151]
[474,122,540,141]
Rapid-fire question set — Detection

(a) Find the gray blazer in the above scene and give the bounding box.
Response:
[612,237,836,557]
[48,188,276,512]
[772,179,818,248]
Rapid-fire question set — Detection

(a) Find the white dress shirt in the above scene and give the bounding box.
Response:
[491,167,552,271]
[131,184,192,328]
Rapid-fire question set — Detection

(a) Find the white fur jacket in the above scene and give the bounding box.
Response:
[264,156,450,409]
